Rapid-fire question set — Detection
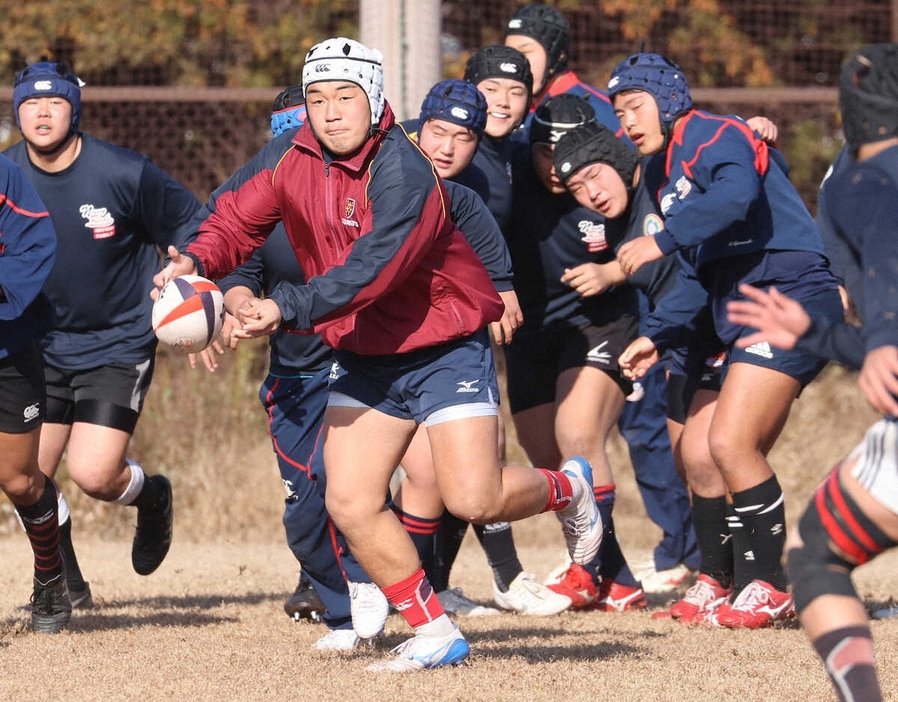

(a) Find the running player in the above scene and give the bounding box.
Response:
[0,152,69,633]
[156,38,603,672]
[5,61,196,593]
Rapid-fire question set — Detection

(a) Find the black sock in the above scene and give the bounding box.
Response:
[813,626,883,702]
[692,494,733,588]
[58,518,87,590]
[591,486,638,587]
[730,475,787,591]
[434,510,469,592]
[392,507,441,586]
[16,477,62,581]
[474,522,522,592]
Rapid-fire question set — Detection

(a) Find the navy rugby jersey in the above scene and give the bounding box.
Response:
[798,145,898,368]
[505,151,637,331]
[4,134,200,370]
[647,111,826,269]
[0,154,56,359]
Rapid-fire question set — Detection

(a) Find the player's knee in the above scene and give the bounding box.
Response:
[787,508,857,614]
[788,470,897,613]
[444,493,499,525]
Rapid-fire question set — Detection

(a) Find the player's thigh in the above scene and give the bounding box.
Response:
[709,361,799,460]
[555,365,625,455]
[322,404,415,515]
[427,414,504,515]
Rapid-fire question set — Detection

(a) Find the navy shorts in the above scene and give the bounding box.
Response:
[45,359,155,434]
[328,329,499,426]
[729,288,843,387]
[0,344,46,434]
[504,317,637,414]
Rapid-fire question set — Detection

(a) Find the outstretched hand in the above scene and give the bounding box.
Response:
[152,245,197,298]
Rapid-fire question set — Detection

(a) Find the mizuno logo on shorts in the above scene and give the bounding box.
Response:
[456,380,479,393]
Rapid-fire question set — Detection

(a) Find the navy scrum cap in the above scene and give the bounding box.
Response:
[13,61,84,136]
[839,43,898,154]
[505,4,570,91]
[271,85,306,138]
[607,52,692,125]
[419,79,488,138]
[464,45,534,98]
[554,121,638,187]
[530,93,596,145]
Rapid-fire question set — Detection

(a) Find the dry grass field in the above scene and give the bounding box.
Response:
[0,349,895,701]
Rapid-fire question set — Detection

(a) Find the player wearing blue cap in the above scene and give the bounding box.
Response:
[0,152,71,632]
[5,61,199,598]
[160,38,604,672]
[401,80,570,617]
[728,43,898,698]
[609,52,843,628]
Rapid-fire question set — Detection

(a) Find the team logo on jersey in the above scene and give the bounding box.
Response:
[660,192,677,215]
[642,213,664,237]
[80,204,116,239]
[675,175,692,199]
[341,198,359,228]
[578,220,607,252]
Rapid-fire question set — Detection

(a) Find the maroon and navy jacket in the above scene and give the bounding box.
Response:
[186,103,503,356]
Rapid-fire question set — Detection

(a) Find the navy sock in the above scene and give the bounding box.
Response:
[814,626,883,702]
[692,494,733,588]
[591,485,638,588]
[730,475,788,591]
[474,522,522,592]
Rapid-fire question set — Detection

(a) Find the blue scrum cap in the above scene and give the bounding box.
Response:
[13,61,84,136]
[419,79,487,138]
[607,52,692,126]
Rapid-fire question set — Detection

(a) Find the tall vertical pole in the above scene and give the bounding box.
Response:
[361,0,442,121]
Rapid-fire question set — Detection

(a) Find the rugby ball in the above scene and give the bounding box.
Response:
[152,275,225,352]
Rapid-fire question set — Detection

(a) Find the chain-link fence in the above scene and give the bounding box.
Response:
[0,1,892,204]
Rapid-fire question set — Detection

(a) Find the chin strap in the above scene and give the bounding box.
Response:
[30,131,79,158]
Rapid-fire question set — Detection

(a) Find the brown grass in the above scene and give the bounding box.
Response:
[0,350,894,700]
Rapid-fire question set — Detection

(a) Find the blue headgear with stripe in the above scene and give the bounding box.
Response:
[607,53,692,126]
[270,85,306,138]
[419,79,487,138]
[13,61,84,138]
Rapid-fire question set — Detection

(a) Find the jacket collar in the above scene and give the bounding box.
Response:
[294,102,396,172]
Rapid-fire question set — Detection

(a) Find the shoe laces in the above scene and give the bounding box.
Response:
[730,581,767,611]
[684,578,720,605]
